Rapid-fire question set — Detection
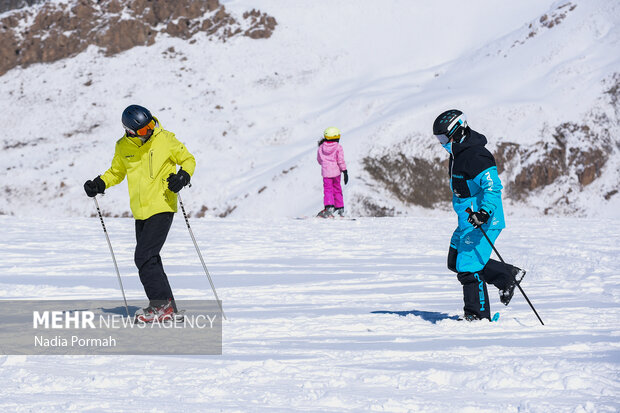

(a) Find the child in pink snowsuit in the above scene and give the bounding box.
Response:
[317,127,348,218]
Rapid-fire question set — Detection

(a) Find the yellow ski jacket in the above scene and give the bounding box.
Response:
[100,119,196,220]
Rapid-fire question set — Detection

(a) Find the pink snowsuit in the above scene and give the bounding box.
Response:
[317,141,347,208]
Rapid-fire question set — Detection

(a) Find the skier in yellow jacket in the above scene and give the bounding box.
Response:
[84,105,195,322]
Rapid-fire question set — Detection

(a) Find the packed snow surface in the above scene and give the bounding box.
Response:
[0,214,618,412]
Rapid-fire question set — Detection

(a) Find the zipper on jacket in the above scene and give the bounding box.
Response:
[149,150,154,179]
[449,154,454,192]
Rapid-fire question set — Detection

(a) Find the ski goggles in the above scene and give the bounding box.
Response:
[435,115,467,145]
[434,133,451,145]
[126,120,155,136]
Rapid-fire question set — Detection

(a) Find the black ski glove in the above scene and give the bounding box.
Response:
[84,176,105,197]
[167,168,191,193]
[343,170,349,185]
[467,209,490,228]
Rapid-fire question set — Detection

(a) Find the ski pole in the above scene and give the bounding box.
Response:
[93,197,130,317]
[178,192,227,320]
[466,208,544,325]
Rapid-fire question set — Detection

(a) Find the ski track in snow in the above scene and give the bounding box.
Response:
[0,215,618,412]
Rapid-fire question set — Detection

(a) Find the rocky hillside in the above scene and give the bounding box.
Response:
[0,0,618,218]
[0,0,276,76]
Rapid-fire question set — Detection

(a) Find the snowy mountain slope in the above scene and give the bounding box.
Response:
[0,215,618,411]
[0,0,618,218]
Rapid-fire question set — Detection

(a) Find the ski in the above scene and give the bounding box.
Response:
[134,310,186,324]
[457,312,500,322]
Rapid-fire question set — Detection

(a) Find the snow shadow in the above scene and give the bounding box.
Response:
[371,309,460,324]
[63,306,140,316]
[100,306,140,316]
[60,305,140,316]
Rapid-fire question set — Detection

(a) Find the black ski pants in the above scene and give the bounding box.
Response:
[134,212,176,310]
[448,247,515,319]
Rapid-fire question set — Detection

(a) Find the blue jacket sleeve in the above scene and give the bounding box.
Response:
[473,166,503,215]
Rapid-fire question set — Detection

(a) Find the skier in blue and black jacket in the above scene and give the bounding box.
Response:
[433,109,526,321]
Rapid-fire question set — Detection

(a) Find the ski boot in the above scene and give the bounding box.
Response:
[317,205,335,218]
[461,312,499,322]
[334,207,345,218]
[499,268,526,306]
[134,305,153,321]
[461,313,484,322]
[135,300,176,323]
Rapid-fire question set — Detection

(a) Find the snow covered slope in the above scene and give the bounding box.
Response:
[0,0,618,218]
[0,215,618,411]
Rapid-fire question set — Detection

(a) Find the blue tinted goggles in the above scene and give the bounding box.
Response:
[434,134,451,145]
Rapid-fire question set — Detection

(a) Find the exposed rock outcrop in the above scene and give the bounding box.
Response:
[0,0,277,75]
[495,117,612,201]
[512,2,577,48]
[363,152,451,209]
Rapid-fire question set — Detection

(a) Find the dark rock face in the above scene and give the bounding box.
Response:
[0,0,277,75]
[243,9,277,39]
[363,153,451,209]
[496,121,611,200]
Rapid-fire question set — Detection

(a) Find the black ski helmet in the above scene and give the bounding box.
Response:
[122,104,153,135]
[433,109,468,144]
